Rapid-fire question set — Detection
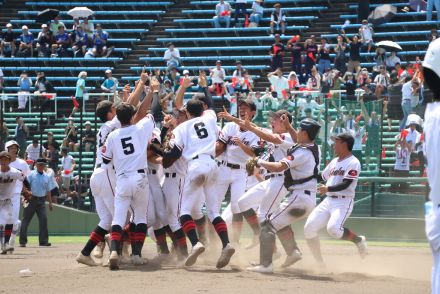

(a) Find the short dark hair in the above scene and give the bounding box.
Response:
[32,138,39,144]
[96,100,114,123]
[116,103,136,125]
[186,99,204,117]
[16,116,22,121]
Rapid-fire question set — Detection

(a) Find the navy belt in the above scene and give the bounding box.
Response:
[165,172,176,178]
[225,162,241,169]
[330,195,347,199]
[192,155,214,160]
[148,169,156,174]
[265,174,283,180]
[138,169,146,174]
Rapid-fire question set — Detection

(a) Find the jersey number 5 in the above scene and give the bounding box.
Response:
[194,122,208,139]
[121,137,135,155]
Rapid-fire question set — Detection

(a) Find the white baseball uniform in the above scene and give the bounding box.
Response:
[304,154,361,239]
[238,133,296,223]
[171,109,220,221]
[216,122,259,214]
[424,101,440,294]
[9,158,30,225]
[0,168,26,226]
[90,116,120,231]
[102,114,155,227]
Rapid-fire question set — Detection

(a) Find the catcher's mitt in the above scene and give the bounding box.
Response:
[246,157,259,176]
[21,188,33,202]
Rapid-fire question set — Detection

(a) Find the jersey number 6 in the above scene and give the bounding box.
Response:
[194,122,208,139]
[121,137,135,155]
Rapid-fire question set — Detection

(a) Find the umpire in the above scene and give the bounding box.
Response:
[19,158,55,247]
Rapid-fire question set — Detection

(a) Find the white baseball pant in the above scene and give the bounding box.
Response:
[90,167,116,231]
[426,204,440,294]
[8,193,21,247]
[162,174,185,232]
[112,172,149,227]
[179,156,219,221]
[147,170,168,230]
[215,164,247,214]
[304,196,354,239]
[270,189,316,231]
[0,198,13,226]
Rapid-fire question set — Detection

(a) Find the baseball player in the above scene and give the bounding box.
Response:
[157,85,235,268]
[2,140,30,254]
[421,38,440,294]
[76,72,154,267]
[303,133,367,269]
[215,99,260,244]
[0,151,28,253]
[247,119,321,273]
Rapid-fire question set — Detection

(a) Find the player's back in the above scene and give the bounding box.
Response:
[96,117,121,166]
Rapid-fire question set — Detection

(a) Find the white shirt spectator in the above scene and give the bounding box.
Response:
[406,113,423,127]
[401,80,413,102]
[386,54,401,68]
[215,2,231,16]
[374,72,390,87]
[394,145,410,171]
[349,126,365,151]
[298,98,322,117]
[163,48,180,63]
[268,75,289,98]
[405,128,420,152]
[359,24,373,42]
[211,67,226,84]
[61,154,75,177]
[26,144,45,161]
[252,1,264,14]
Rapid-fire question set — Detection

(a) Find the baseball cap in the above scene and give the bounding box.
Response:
[85,121,92,126]
[0,151,11,160]
[299,118,321,140]
[216,60,222,64]
[238,98,257,112]
[5,140,19,150]
[35,158,47,165]
[105,69,112,74]
[182,69,189,75]
[41,24,48,28]
[6,23,12,28]
[423,38,440,80]
[332,133,355,151]
[22,25,28,30]
[269,109,292,123]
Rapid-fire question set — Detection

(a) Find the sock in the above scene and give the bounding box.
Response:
[154,227,170,254]
[133,223,147,256]
[231,213,243,243]
[4,224,13,244]
[81,226,107,256]
[122,223,130,243]
[110,225,123,255]
[180,214,199,247]
[306,237,324,263]
[341,228,362,244]
[164,225,178,249]
[195,216,207,243]
[173,228,188,257]
[212,216,229,249]
[276,226,298,256]
[127,222,136,253]
[242,209,261,235]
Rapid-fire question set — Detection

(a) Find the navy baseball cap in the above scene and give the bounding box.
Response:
[332,133,355,151]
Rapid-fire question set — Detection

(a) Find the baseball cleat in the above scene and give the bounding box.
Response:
[281,249,302,268]
[245,234,260,250]
[109,251,120,270]
[131,254,144,266]
[216,243,236,269]
[356,236,368,259]
[76,253,101,266]
[92,242,105,259]
[185,242,205,267]
[247,263,273,273]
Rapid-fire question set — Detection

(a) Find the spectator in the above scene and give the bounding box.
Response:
[63,118,78,151]
[349,121,366,167]
[72,18,81,31]
[213,0,232,28]
[374,65,390,98]
[14,116,29,158]
[250,0,264,26]
[267,68,288,99]
[101,69,118,93]
[210,60,226,96]
[234,0,248,26]
[342,72,357,111]
[17,71,32,110]
[60,147,76,196]
[71,71,87,117]
[429,28,439,42]
[358,19,374,53]
[0,68,3,90]
[306,66,321,91]
[343,110,356,132]
[81,17,95,37]
[427,0,440,21]
[43,131,60,151]
[79,121,96,152]
[287,71,299,91]
[397,63,409,84]
[405,118,425,175]
[18,25,34,57]
[163,42,180,69]
[45,143,60,173]
[50,15,66,33]
[317,38,332,74]
[334,34,347,73]
[374,47,386,69]
[92,24,109,57]
[0,122,8,151]
[45,165,60,204]
[344,33,362,74]
[386,51,401,70]
[34,71,55,96]
[159,79,174,113]
[298,95,322,117]
[330,118,347,142]
[36,24,53,57]
[304,38,318,76]
[360,97,381,170]
[393,136,411,191]
[0,23,17,57]
[19,158,54,247]
[270,3,286,36]
[400,77,420,130]
[286,35,303,75]
[51,25,70,58]
[71,25,89,57]
[26,138,45,162]
[269,34,285,71]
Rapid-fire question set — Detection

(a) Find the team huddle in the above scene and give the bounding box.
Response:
[0,70,367,273]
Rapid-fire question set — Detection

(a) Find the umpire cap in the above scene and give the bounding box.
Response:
[299,118,321,141]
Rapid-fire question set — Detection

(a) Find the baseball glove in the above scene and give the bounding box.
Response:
[246,157,259,176]
[21,188,33,202]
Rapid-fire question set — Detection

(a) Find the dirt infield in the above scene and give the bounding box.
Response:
[0,240,431,294]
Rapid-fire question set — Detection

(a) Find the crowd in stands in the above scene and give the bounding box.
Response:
[0,16,113,58]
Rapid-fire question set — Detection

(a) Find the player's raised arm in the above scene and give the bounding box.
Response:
[132,77,157,124]
[174,76,193,110]
[127,69,150,107]
[198,72,214,110]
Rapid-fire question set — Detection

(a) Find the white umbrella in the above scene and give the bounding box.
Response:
[67,7,94,19]
[376,40,402,51]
